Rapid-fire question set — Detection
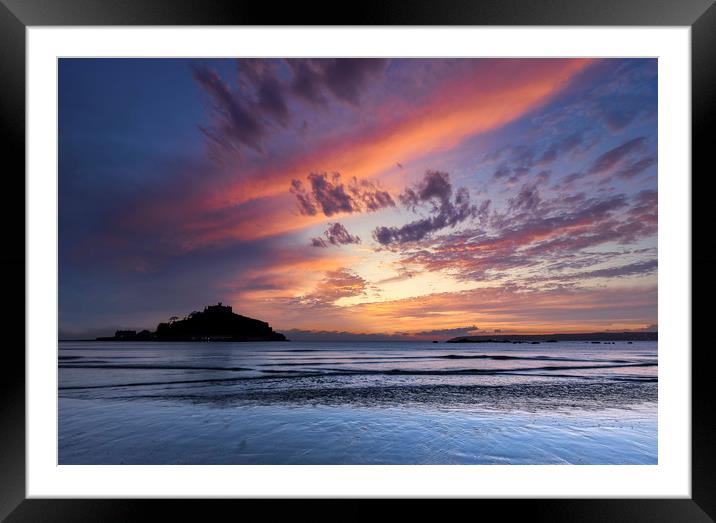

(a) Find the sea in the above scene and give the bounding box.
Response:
[58,340,657,465]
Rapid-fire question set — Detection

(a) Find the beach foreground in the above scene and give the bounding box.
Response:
[59,340,657,465]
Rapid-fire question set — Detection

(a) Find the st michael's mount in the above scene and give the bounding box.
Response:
[97,303,287,342]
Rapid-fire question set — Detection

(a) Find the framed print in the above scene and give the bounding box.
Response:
[3,0,714,520]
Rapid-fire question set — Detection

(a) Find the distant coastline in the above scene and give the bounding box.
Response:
[446,332,657,343]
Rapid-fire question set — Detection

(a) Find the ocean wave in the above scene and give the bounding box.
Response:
[59,362,657,392]
[102,381,658,411]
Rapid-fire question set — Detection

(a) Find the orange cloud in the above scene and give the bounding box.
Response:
[131,59,595,250]
[218,59,593,206]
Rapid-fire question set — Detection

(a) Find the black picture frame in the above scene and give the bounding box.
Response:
[2,0,713,520]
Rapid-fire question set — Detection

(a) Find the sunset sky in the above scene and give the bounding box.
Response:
[58,58,657,339]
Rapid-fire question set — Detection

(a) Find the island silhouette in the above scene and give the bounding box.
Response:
[97,303,287,342]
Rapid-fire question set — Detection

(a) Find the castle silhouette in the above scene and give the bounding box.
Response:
[97,303,287,342]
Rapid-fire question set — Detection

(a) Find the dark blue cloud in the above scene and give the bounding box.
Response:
[236,59,291,126]
[287,59,388,105]
[311,222,361,248]
[193,64,266,154]
[588,137,647,174]
[508,183,541,212]
[291,173,395,217]
[373,171,488,245]
[491,132,585,184]
[614,155,657,179]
